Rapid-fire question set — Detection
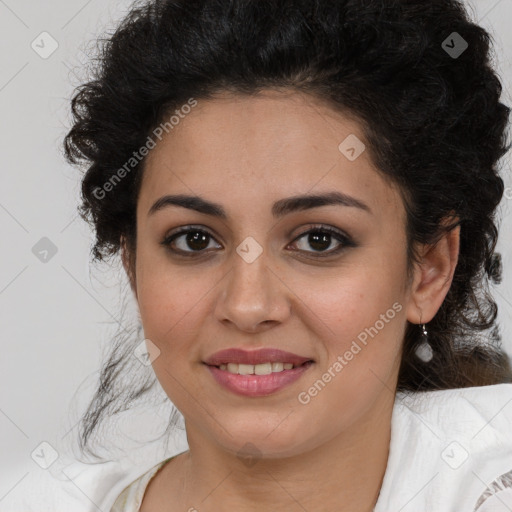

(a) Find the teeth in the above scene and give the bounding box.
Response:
[218,362,297,374]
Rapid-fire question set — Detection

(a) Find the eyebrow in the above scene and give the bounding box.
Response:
[148,191,372,219]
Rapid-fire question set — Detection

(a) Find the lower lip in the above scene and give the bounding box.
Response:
[205,362,314,397]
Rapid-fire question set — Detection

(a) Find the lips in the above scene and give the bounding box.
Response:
[203,348,313,367]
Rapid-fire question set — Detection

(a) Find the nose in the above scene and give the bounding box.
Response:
[214,252,291,334]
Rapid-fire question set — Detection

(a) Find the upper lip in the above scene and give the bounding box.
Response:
[204,348,313,367]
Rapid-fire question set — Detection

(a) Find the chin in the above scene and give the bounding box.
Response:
[212,418,318,460]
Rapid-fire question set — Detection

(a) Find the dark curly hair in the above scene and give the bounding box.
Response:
[63,0,512,459]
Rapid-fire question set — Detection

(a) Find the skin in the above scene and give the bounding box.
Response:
[121,89,460,512]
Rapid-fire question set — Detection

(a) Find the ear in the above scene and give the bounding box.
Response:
[406,218,460,325]
[120,235,137,299]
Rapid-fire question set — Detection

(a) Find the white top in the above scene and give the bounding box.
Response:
[2,383,512,512]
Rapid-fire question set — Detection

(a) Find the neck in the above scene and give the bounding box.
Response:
[172,392,394,512]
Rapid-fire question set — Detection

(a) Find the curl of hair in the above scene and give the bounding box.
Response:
[63,0,512,459]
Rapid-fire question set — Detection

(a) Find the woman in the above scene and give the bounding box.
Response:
[17,0,512,511]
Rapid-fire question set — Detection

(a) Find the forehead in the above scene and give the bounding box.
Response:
[139,89,405,222]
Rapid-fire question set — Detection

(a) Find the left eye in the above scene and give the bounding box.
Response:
[161,225,353,257]
[290,227,351,255]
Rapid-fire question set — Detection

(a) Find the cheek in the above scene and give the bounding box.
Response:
[297,278,406,424]
[137,277,175,334]
[306,257,407,394]
[135,261,208,406]
[134,240,200,328]
[309,262,405,340]
[137,279,203,347]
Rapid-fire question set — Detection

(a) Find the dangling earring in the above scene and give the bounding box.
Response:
[415,323,434,362]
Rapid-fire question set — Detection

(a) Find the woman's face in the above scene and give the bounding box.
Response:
[130,89,417,458]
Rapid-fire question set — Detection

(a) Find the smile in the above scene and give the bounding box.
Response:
[217,362,298,374]
[205,360,314,397]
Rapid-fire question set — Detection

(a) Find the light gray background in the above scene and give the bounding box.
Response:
[1,0,511,492]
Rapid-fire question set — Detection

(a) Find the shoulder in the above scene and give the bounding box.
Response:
[111,457,173,512]
[395,382,512,439]
[375,383,512,512]
[0,455,167,512]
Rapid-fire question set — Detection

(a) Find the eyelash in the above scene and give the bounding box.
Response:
[160,224,355,259]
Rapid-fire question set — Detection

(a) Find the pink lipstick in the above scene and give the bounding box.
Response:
[203,348,314,397]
